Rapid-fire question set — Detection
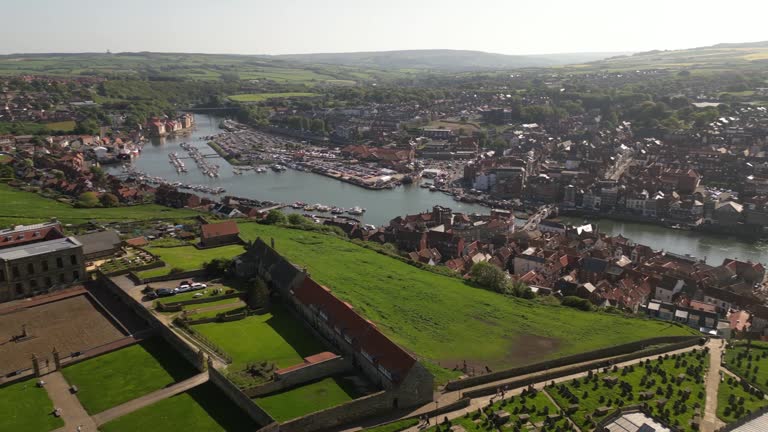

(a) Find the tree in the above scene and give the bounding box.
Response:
[99,193,119,207]
[204,258,232,277]
[469,262,507,293]
[77,192,100,208]
[287,213,310,226]
[561,296,593,311]
[90,165,106,186]
[264,209,287,225]
[246,277,270,308]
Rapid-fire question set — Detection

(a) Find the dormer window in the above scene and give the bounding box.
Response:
[318,310,328,321]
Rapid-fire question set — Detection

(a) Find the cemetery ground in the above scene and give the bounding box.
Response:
[716,373,768,422]
[723,340,768,393]
[0,377,63,432]
[547,349,709,432]
[237,222,698,384]
[191,303,327,372]
[99,382,260,432]
[422,389,566,432]
[254,375,368,422]
[60,337,199,414]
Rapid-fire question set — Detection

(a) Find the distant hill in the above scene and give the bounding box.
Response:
[576,40,768,71]
[276,49,628,71]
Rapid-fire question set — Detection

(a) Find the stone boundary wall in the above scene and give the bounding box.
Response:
[279,391,392,432]
[98,274,205,372]
[157,292,242,310]
[243,356,352,398]
[446,335,701,391]
[363,397,472,432]
[208,365,275,427]
[461,337,703,399]
[135,269,207,284]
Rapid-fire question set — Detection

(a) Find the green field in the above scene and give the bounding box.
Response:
[237,222,697,383]
[61,338,199,414]
[548,350,708,431]
[192,303,326,371]
[0,184,199,226]
[100,382,260,432]
[724,341,768,393]
[717,374,768,422]
[254,376,362,422]
[0,378,63,432]
[45,120,76,131]
[363,418,420,432]
[228,92,318,102]
[136,244,246,279]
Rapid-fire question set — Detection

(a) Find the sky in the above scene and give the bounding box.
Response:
[1,0,767,56]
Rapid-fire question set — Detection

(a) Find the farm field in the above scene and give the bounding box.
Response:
[237,222,698,383]
[716,373,768,422]
[254,376,363,422]
[61,337,199,414]
[228,92,317,102]
[192,303,327,371]
[0,184,199,226]
[723,341,768,393]
[548,349,708,431]
[99,382,260,432]
[0,378,63,432]
[136,244,245,279]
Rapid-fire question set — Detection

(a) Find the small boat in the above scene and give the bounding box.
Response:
[304,204,317,211]
[315,204,331,212]
[255,167,266,173]
[291,201,307,209]
[348,206,365,215]
[331,207,345,214]
[429,186,437,192]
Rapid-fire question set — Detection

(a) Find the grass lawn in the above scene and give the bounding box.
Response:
[548,349,708,431]
[0,184,199,226]
[44,120,76,131]
[364,418,419,432]
[717,374,768,422]
[100,382,260,432]
[255,376,362,422]
[61,337,199,414]
[155,284,241,305]
[192,303,326,370]
[724,341,768,392]
[237,222,698,383]
[136,244,245,279]
[0,378,63,432]
[228,92,317,102]
[188,304,246,320]
[424,390,564,432]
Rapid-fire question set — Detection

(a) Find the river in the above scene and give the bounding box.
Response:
[105,113,490,226]
[108,113,768,266]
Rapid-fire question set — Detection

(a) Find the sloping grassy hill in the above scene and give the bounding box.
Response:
[238,223,697,383]
[0,184,199,226]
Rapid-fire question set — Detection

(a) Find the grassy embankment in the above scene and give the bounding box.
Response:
[235,222,698,384]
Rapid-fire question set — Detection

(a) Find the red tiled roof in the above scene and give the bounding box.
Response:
[293,277,416,382]
[0,223,64,249]
[200,221,240,239]
[125,236,148,247]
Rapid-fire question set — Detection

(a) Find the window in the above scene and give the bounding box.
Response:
[0,269,4,282]
[70,255,78,265]
[58,273,65,283]
[15,283,23,295]
[56,257,63,268]
[44,277,52,287]
[72,271,80,281]
[27,263,34,275]
[42,260,48,271]
[318,310,328,321]
[378,364,393,380]
[29,279,37,289]
[12,266,19,278]
[361,349,374,363]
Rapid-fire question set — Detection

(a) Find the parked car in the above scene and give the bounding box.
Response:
[190,282,207,290]
[155,288,175,297]
[175,285,192,293]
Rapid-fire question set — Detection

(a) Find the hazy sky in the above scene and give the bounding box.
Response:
[2,0,767,55]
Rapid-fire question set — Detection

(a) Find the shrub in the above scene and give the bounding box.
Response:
[561,296,593,311]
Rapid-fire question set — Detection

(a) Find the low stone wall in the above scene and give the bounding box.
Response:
[243,356,352,398]
[280,391,393,432]
[158,292,242,309]
[208,365,275,428]
[137,269,207,284]
[461,337,703,398]
[100,260,165,277]
[446,335,701,391]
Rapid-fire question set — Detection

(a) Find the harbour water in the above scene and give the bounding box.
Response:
[108,113,768,266]
[106,113,490,226]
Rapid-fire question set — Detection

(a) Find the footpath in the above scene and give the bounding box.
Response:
[45,372,97,432]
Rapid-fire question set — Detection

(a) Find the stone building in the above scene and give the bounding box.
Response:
[0,237,86,302]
